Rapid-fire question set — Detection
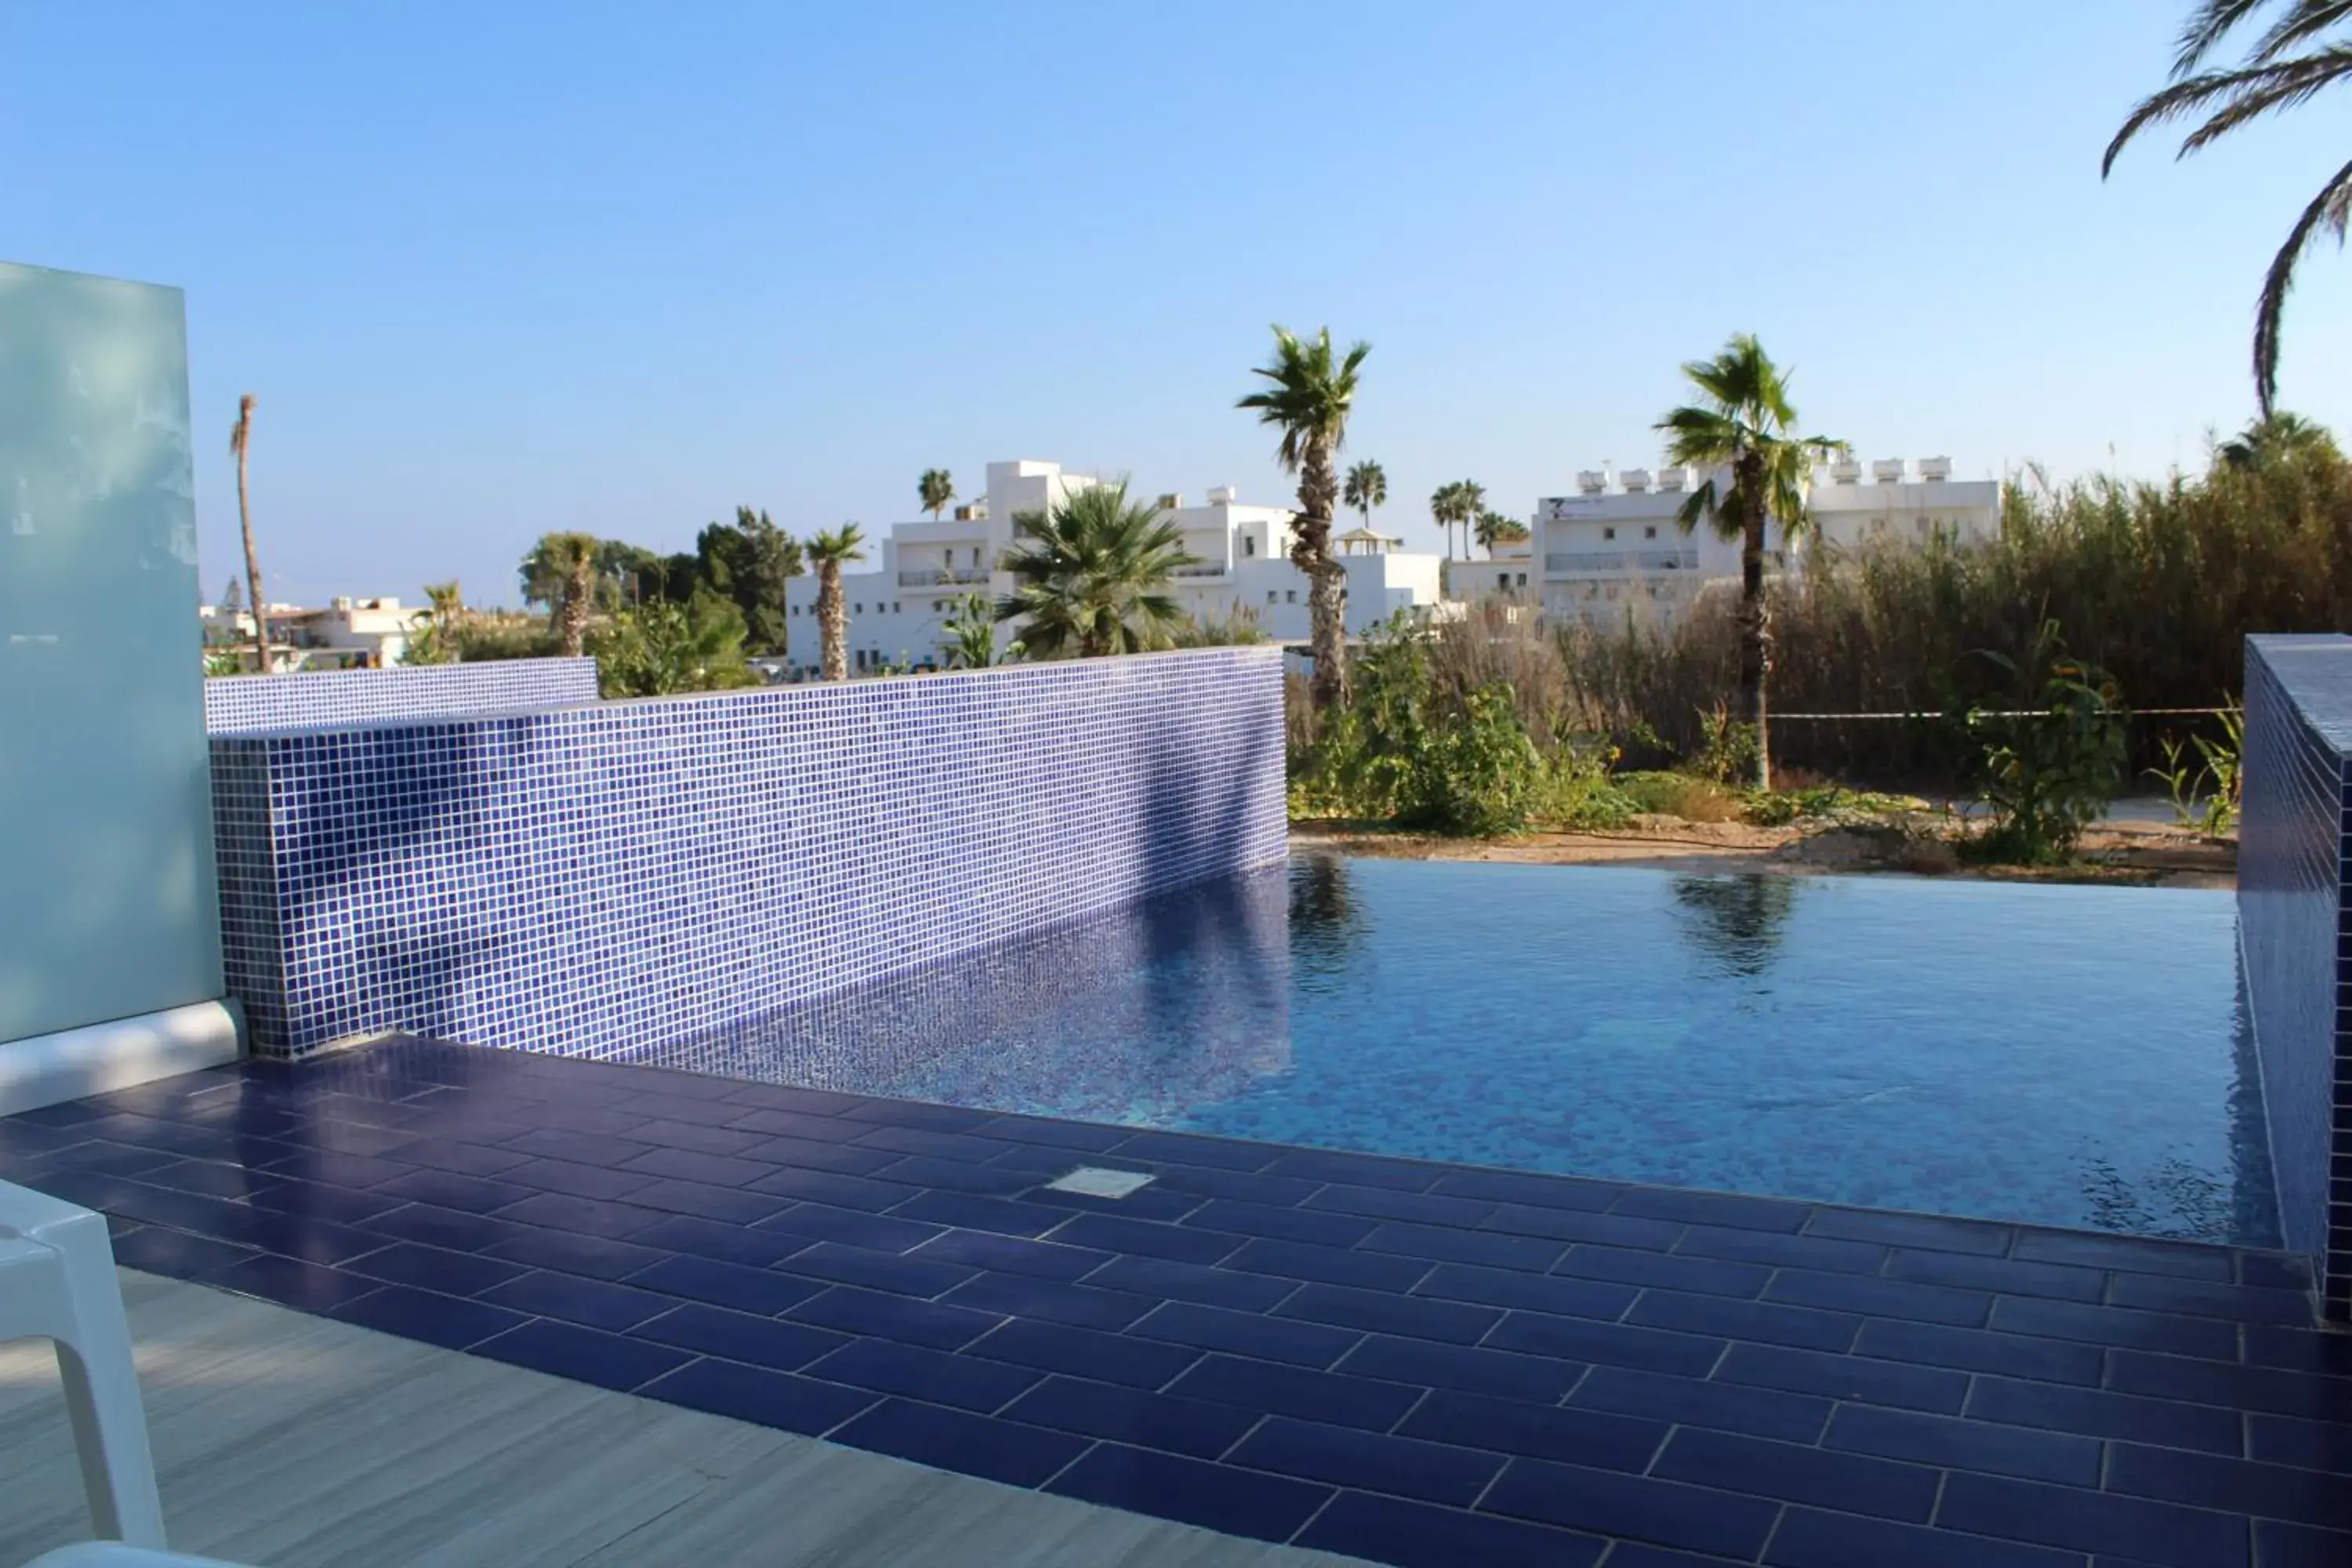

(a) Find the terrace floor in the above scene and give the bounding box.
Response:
[3,1036,2348,1568]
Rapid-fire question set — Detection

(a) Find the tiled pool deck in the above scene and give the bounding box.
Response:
[3,1039,2347,1568]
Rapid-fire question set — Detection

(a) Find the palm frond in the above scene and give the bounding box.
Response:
[2252,0,2352,62]
[2175,0,2274,72]
[2256,153,2352,413]
[2105,48,2352,171]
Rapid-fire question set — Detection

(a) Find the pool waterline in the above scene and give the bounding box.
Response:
[631,855,2278,1247]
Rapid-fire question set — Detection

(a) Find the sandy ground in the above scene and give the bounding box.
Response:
[1293,797,2236,890]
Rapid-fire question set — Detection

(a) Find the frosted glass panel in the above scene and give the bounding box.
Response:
[0,261,223,1041]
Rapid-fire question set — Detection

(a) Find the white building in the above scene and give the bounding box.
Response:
[200,596,424,670]
[1534,457,2000,628]
[782,459,1445,673]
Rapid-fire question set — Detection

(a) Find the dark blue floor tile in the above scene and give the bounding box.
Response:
[985,1141,1116,1176]
[2242,1323,2352,1377]
[1229,1415,1502,1508]
[1046,1212,1243,1265]
[478,1269,675,1332]
[1145,1162,1323,1207]
[2107,1442,2352,1532]
[241,1178,408,1226]
[1359,1220,1564,1274]
[1827,1401,2100,1486]
[747,1164,919,1208]
[939,1270,1156,1331]
[1046,1443,1333,1544]
[626,1253,829,1316]
[503,1127,658,1167]
[2010,1230,2234,1282]
[358,1201,534,1255]
[1653,1425,1939,1522]
[619,1117,773,1156]
[634,1301,851,1372]
[1294,1490,1609,1568]
[1167,1353,1421,1432]
[800,1335,1042,1412]
[2108,1349,2352,1422]
[474,1314,697,1393]
[1001,1376,1259,1461]
[911,1229,1116,1283]
[481,1225,669,1282]
[1131,1299,1363,1369]
[2247,1411,2352,1473]
[1672,1223,1886,1276]
[870,1154,1036,1196]
[1884,1247,2107,1303]
[2255,1519,2352,1568]
[771,1240,973,1297]
[1273,1282,1502,1347]
[1300,1176,1497,1222]
[1486,1310,1727,1378]
[1764,1507,2090,1568]
[831,1399,1091,1487]
[1482,1204,1684,1250]
[1988,1297,2239,1361]
[201,1254,382,1312]
[1335,1333,1587,1404]
[129,1156,287,1201]
[852,1124,1012,1162]
[2239,1252,2313,1292]
[1220,1236,1430,1292]
[1083,1254,1297,1312]
[1715,1341,1967,1414]
[889,1189,1064,1236]
[1805,1208,2015,1257]
[973,1316,1203,1390]
[1479,1455,1780,1560]
[1105,1130,1280,1171]
[1412,1261,1637,1322]
[628,1213,811,1268]
[1582,1544,1748,1568]
[497,1157,661,1203]
[639,1357,879,1435]
[385,1136,536,1178]
[839,1098,996,1133]
[753,1202,946,1255]
[1628,1289,1860,1352]
[1399,1388,1669,1472]
[1552,1243,1769,1299]
[324,1283,529,1351]
[2107,1272,2318,1326]
[620,1177,789,1226]
[1613,1187,1807,1233]
[107,1224,257,1279]
[1569,1364,1833,1443]
[718,1081,867,1116]
[1855,1316,2105,1386]
[972,1113,1131,1153]
[737,1135,904,1178]
[731,1105,880,1143]
[1427,1168,1623,1212]
[1936,1470,2250,1567]
[373,1167,538,1215]
[786,1284,1004,1350]
[343,1240,530,1297]
[1764,1268,1992,1328]
[1181,1199,1377,1248]
[1966,1374,2243,1454]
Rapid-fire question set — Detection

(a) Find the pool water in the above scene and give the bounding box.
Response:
[642,857,2278,1245]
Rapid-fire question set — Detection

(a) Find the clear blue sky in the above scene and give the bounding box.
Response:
[8,1,2350,608]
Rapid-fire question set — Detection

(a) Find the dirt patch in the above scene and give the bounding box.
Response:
[1291,817,2236,889]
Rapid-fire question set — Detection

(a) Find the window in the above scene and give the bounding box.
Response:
[971,547,981,566]
[854,650,866,670]
[1286,590,1298,604]
[1266,590,1278,605]
[791,605,800,616]
[891,601,900,613]
[855,604,864,615]
[1602,526,1617,540]
[1517,572,1527,587]
[1644,525,1657,539]
[1498,572,1510,590]
[1244,536,1256,556]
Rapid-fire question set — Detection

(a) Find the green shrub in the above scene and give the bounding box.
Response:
[1615,771,1743,822]
[1964,620,2127,863]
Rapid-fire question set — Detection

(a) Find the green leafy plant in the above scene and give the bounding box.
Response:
[939,593,1003,669]
[588,592,760,698]
[2151,706,2243,837]
[1965,620,2128,864]
[1686,703,1759,786]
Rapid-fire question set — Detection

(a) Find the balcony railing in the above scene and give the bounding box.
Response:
[1170,564,1229,579]
[1544,549,1699,573]
[898,567,991,586]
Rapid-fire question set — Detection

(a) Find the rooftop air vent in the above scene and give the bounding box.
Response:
[1872,459,1907,484]
[1829,457,1862,484]
[1576,470,1606,495]
[1156,493,1184,510]
[1621,468,1651,493]
[1207,485,1236,504]
[1657,466,1687,492]
[1918,456,1951,481]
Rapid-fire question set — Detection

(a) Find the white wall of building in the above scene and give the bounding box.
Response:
[782,459,1446,673]
[200,596,423,670]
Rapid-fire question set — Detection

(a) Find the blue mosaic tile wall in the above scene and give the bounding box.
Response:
[2239,634,2352,1319]
[210,648,1287,1065]
[203,658,600,734]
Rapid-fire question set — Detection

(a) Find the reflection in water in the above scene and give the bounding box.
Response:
[2223,946,2285,1247]
[637,867,1293,1123]
[1669,873,1797,978]
[1289,855,1364,985]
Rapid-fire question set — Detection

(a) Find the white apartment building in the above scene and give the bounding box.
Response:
[200,596,423,670]
[781,459,1444,673]
[1534,456,2000,628]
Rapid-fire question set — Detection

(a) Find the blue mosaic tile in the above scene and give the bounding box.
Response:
[204,658,598,735]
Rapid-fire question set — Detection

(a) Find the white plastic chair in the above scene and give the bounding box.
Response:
[1,1180,168,1550]
[23,1549,241,1568]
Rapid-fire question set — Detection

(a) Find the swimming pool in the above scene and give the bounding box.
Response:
[640,857,2278,1246]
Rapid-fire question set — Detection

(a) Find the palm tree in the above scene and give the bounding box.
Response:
[1429,481,1465,561]
[1239,325,1370,706]
[806,524,867,680]
[1343,459,1388,532]
[919,468,956,521]
[229,394,266,673]
[2218,410,2339,470]
[1473,507,1522,556]
[523,533,601,657]
[940,591,1002,668]
[995,483,1194,658]
[1655,333,1846,789]
[2105,1,2352,415]
[1456,480,1487,555]
[409,579,465,665]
